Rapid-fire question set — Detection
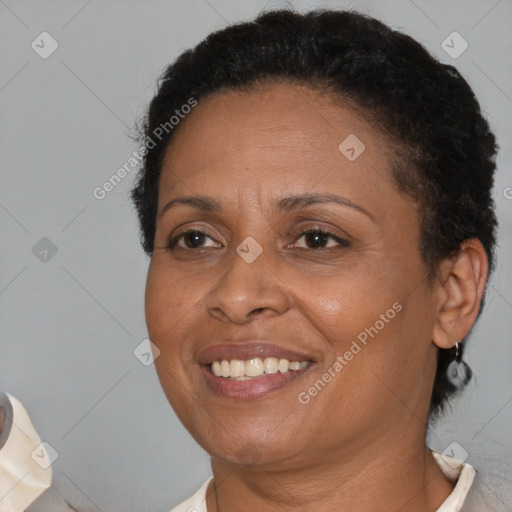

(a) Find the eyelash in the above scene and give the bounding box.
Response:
[166,226,350,252]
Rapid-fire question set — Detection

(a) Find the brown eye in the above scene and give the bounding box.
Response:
[294,229,350,250]
[168,230,220,250]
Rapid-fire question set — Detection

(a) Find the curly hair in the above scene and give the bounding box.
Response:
[130,8,498,422]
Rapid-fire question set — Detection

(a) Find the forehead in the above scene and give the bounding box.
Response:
[158,82,399,210]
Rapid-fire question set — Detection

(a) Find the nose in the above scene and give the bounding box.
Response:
[205,247,290,325]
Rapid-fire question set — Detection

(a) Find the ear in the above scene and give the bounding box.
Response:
[432,238,489,349]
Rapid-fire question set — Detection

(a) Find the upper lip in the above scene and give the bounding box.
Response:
[197,342,315,365]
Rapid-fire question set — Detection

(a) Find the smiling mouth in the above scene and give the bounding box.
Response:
[197,342,316,398]
[210,357,312,380]
[201,358,315,399]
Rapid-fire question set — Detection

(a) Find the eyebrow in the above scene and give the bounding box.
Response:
[159,192,374,221]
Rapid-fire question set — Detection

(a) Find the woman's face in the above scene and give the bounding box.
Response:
[145,82,439,468]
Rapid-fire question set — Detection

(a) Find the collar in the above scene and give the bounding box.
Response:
[432,450,476,511]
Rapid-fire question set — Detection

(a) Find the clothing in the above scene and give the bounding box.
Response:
[170,452,509,512]
[0,393,75,512]
[0,393,52,512]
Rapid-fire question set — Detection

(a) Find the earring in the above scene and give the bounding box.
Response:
[446,341,471,389]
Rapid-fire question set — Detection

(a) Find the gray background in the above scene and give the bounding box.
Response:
[1,0,511,510]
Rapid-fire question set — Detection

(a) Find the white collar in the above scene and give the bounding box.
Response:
[432,450,476,511]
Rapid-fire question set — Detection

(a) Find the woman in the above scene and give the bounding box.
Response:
[130,8,506,512]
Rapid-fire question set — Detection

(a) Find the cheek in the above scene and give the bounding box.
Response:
[145,265,198,413]
[299,264,399,343]
[145,269,169,338]
[304,291,358,348]
[297,256,426,399]
[144,262,191,346]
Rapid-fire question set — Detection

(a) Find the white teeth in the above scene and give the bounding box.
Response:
[220,360,230,378]
[229,360,245,378]
[264,357,279,374]
[210,358,310,378]
[278,358,289,373]
[212,361,222,377]
[245,358,264,377]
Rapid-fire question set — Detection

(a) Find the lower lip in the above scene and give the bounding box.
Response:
[200,364,313,399]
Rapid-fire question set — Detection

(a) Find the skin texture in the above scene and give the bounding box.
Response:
[145,82,488,511]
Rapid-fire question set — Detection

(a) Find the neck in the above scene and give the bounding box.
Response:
[206,430,454,512]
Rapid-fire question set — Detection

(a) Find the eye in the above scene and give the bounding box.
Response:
[166,227,349,252]
[168,229,221,250]
[293,228,350,250]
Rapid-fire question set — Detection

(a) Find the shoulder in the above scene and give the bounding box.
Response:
[432,449,511,512]
[461,443,512,511]
[461,474,511,512]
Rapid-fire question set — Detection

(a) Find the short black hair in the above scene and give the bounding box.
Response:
[130,8,498,422]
